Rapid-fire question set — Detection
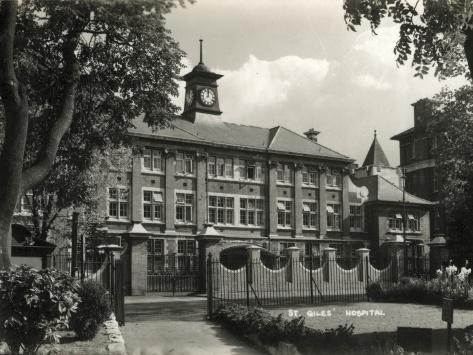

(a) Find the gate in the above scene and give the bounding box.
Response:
[147,254,200,293]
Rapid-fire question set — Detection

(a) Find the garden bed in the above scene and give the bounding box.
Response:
[212,303,406,355]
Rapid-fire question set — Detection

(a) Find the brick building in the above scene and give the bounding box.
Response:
[351,132,433,261]
[101,54,435,294]
[391,99,445,238]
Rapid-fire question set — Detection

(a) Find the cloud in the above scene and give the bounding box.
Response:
[352,73,391,90]
[353,26,399,66]
[217,54,330,112]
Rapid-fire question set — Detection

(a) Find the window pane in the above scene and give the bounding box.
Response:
[226,210,234,224]
[248,211,255,225]
[109,201,118,217]
[144,191,152,202]
[226,197,234,208]
[217,196,225,207]
[109,188,118,200]
[176,194,184,204]
[217,209,224,223]
[185,206,192,222]
[143,149,151,169]
[143,204,152,219]
[119,189,128,200]
[209,208,216,223]
[186,194,193,204]
[240,210,247,224]
[119,202,128,217]
[240,199,247,209]
[176,206,184,221]
[257,211,263,225]
[209,196,217,207]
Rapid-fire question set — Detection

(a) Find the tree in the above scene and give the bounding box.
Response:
[425,85,473,261]
[343,0,473,79]
[0,0,189,269]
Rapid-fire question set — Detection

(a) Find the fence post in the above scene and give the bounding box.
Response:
[285,247,300,283]
[246,246,261,307]
[206,253,213,319]
[309,256,314,304]
[356,248,370,282]
[323,248,336,282]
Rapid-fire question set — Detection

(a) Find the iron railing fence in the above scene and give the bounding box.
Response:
[207,253,450,316]
[147,254,200,293]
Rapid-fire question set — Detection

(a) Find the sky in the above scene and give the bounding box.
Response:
[166,0,467,166]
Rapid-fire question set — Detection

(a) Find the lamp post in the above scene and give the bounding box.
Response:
[401,168,408,275]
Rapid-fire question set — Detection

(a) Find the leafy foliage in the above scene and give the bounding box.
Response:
[0,265,80,354]
[343,0,473,79]
[213,303,356,353]
[366,268,473,307]
[70,281,111,340]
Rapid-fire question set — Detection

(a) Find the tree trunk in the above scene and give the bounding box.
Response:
[0,1,28,270]
[464,30,473,80]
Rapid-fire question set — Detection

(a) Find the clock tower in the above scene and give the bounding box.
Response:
[182,40,223,120]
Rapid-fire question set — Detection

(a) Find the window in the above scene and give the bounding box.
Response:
[176,193,193,223]
[276,163,293,184]
[388,213,403,231]
[178,240,196,255]
[108,187,129,219]
[280,242,295,255]
[240,198,264,226]
[147,239,164,274]
[176,153,193,174]
[302,166,318,186]
[208,157,233,178]
[302,202,318,229]
[143,148,163,172]
[407,214,421,232]
[277,200,292,227]
[304,243,320,256]
[349,205,362,230]
[326,203,341,230]
[326,169,342,188]
[143,190,163,221]
[208,157,216,176]
[239,160,263,181]
[209,196,234,224]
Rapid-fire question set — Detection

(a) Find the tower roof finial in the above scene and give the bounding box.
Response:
[199,39,203,64]
[374,129,377,138]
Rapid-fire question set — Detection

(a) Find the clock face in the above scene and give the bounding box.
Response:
[199,88,216,106]
[185,89,194,106]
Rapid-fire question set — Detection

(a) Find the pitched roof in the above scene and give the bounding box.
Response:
[391,127,415,140]
[351,175,434,205]
[129,114,352,162]
[362,133,390,167]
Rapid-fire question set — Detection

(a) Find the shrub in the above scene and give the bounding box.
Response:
[213,303,355,353]
[70,281,111,340]
[0,265,80,355]
[366,264,472,306]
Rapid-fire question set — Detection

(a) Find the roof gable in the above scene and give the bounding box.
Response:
[362,134,390,167]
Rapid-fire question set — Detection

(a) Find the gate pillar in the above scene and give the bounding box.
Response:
[124,223,150,296]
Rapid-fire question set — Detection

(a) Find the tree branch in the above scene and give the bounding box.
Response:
[464,29,473,79]
[20,34,81,192]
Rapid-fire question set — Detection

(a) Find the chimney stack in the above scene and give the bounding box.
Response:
[304,128,320,142]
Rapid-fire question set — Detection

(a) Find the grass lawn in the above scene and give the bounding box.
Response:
[268,302,473,354]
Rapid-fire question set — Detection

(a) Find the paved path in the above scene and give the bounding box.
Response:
[121,295,264,355]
